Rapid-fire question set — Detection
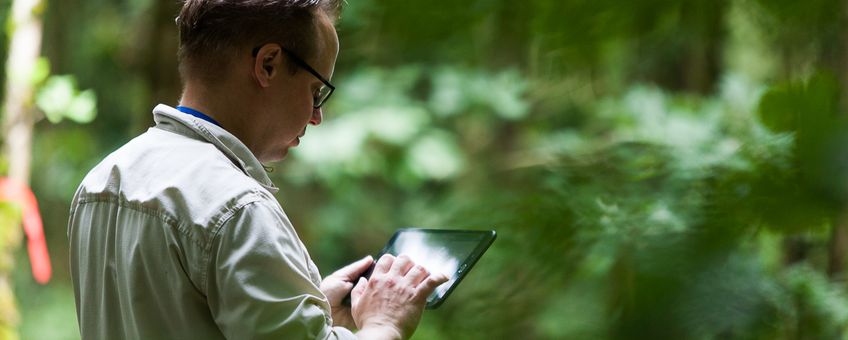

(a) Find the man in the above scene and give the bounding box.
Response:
[67,0,447,339]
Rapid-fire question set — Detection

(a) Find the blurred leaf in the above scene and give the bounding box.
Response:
[366,106,430,145]
[478,69,529,120]
[30,57,49,86]
[757,72,848,207]
[758,72,841,135]
[35,75,98,124]
[781,265,848,339]
[405,131,464,180]
[36,75,76,123]
[65,89,96,123]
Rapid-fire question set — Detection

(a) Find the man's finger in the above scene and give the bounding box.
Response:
[373,254,395,274]
[402,265,430,286]
[330,255,374,281]
[416,273,449,298]
[389,255,414,276]
[350,277,367,306]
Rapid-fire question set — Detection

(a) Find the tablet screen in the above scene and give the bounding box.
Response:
[381,229,496,308]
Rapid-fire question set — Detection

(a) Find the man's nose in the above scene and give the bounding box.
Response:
[310,107,323,125]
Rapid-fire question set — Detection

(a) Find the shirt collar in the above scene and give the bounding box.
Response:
[151,104,279,194]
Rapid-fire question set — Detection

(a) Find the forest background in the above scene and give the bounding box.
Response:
[2,0,848,339]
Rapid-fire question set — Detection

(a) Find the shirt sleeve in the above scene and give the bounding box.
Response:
[205,198,357,340]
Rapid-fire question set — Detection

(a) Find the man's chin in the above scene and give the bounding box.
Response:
[276,147,291,161]
[258,147,291,163]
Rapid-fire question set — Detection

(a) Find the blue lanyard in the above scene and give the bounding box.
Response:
[176,106,222,128]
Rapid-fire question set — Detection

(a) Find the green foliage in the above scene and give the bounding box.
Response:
[780,265,848,339]
[29,57,48,86]
[758,72,848,208]
[286,64,848,339]
[0,202,22,340]
[10,0,848,339]
[35,75,97,124]
[0,202,21,273]
[290,65,528,186]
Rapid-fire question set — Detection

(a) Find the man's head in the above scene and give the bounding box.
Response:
[177,0,341,82]
[176,0,341,162]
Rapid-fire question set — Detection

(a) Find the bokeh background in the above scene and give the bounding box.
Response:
[2,0,848,339]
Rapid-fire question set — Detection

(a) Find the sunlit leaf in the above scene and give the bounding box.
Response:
[30,57,50,86]
[366,106,430,145]
[35,75,76,123]
[405,131,464,180]
[64,89,97,123]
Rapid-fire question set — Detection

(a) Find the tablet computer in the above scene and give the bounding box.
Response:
[355,228,496,309]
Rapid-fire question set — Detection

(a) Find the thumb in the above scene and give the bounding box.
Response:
[351,277,367,306]
[333,256,374,281]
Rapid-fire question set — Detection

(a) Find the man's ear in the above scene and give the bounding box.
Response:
[253,44,282,88]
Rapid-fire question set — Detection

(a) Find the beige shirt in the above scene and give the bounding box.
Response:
[68,104,356,339]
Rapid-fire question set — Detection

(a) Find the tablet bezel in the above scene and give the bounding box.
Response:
[377,228,497,309]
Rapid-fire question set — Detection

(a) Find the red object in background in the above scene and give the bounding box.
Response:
[0,177,51,284]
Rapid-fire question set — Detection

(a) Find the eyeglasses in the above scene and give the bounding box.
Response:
[252,45,335,109]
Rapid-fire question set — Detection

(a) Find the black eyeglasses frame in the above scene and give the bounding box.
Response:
[251,45,335,109]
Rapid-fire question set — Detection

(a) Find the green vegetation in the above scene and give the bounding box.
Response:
[5,0,848,338]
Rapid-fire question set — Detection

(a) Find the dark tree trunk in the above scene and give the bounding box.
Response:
[132,0,181,134]
[826,0,848,280]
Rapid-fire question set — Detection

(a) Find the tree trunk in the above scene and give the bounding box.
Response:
[683,0,725,94]
[131,0,181,134]
[826,0,848,281]
[0,0,45,338]
[828,216,848,280]
[2,0,43,185]
[784,236,809,265]
[841,0,848,112]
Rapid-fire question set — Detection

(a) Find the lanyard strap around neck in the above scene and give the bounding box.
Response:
[176,106,222,128]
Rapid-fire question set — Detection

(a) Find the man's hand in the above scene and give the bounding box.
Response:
[350,254,449,340]
[320,255,374,329]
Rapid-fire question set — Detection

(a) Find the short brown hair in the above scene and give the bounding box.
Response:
[176,0,342,81]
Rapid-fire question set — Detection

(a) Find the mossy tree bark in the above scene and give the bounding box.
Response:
[0,0,45,338]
